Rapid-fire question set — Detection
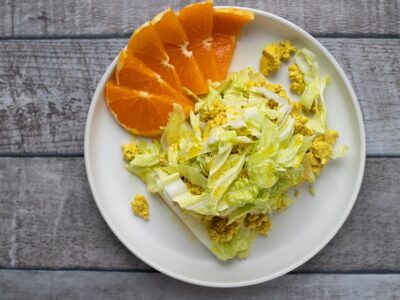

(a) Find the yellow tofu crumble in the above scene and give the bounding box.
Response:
[306,130,339,174]
[207,217,241,243]
[288,64,305,94]
[122,142,140,162]
[183,178,204,195]
[244,214,272,235]
[259,40,296,76]
[202,100,227,139]
[131,194,149,221]
[291,102,314,136]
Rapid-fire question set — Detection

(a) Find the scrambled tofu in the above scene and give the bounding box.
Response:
[268,99,279,109]
[130,194,149,221]
[259,40,296,76]
[122,142,140,162]
[291,102,313,136]
[201,100,226,122]
[207,217,241,243]
[202,100,227,139]
[245,76,290,101]
[207,113,227,129]
[183,178,203,195]
[306,130,339,174]
[244,214,271,235]
[265,82,290,101]
[288,64,305,94]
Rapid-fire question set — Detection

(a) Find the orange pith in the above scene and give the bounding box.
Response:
[178,0,220,82]
[152,8,209,95]
[127,22,183,92]
[212,8,255,80]
[105,82,178,137]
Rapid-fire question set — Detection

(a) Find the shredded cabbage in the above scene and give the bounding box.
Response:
[122,49,348,261]
[295,48,332,134]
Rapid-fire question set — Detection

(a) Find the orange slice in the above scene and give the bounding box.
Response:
[213,8,254,80]
[127,21,183,92]
[178,0,219,82]
[116,49,193,109]
[152,8,209,95]
[104,4,255,137]
[105,81,177,136]
[106,49,193,136]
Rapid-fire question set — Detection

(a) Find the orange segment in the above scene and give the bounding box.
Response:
[152,8,209,95]
[178,0,219,81]
[116,49,193,109]
[127,22,183,92]
[105,82,178,136]
[213,8,255,36]
[213,8,254,80]
[213,34,236,80]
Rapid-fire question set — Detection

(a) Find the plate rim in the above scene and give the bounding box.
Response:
[84,6,366,288]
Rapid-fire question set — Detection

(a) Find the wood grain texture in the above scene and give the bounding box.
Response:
[1,271,400,299]
[1,157,399,271]
[1,0,399,37]
[0,39,125,154]
[0,0,12,36]
[0,38,399,155]
[318,39,400,156]
[0,157,144,270]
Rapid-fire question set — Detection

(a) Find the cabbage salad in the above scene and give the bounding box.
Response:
[122,47,348,260]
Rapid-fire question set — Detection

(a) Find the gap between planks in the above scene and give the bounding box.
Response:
[1,266,400,275]
[0,33,400,41]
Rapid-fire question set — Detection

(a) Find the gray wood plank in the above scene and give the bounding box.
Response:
[0,39,399,155]
[0,39,125,154]
[1,271,400,299]
[1,0,399,37]
[0,156,144,270]
[0,0,12,36]
[0,157,399,272]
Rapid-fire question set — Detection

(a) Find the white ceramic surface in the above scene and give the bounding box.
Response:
[84,7,366,287]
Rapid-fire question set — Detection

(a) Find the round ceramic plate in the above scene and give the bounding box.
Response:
[85,7,366,287]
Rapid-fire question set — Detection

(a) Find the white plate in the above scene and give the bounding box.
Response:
[84,7,365,287]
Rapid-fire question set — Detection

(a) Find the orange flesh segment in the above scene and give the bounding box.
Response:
[116,50,193,110]
[178,0,220,82]
[213,8,254,80]
[213,8,255,36]
[105,82,178,136]
[213,34,236,80]
[152,8,209,95]
[127,22,183,92]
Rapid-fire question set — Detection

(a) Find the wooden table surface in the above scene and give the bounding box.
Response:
[1,0,399,298]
